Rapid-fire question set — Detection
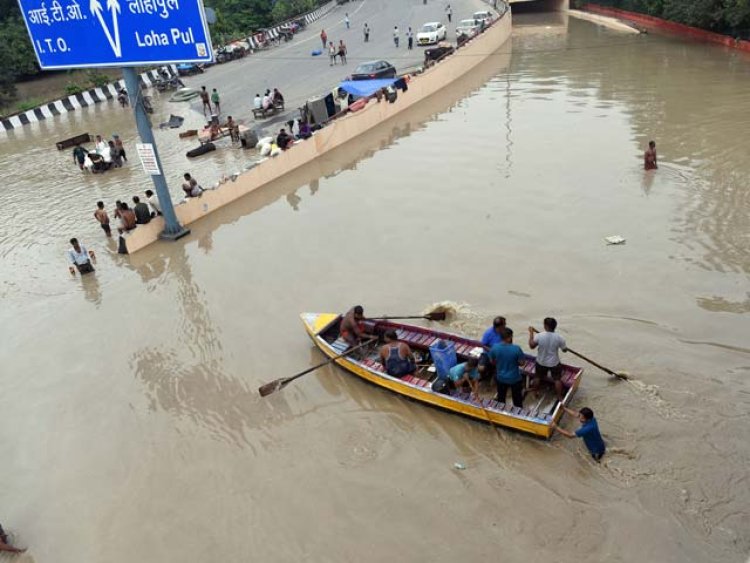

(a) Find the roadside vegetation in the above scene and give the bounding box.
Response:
[574,0,750,39]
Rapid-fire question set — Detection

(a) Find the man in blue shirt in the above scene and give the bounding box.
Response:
[487,327,525,408]
[552,406,606,461]
[479,316,506,381]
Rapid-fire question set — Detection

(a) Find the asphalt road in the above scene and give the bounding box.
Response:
[181,0,493,130]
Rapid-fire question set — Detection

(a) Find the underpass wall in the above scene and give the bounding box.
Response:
[124,13,513,254]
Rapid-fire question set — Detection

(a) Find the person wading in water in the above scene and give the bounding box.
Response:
[644,140,658,170]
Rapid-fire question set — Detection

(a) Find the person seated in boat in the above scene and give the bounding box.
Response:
[478,316,506,380]
[273,88,284,107]
[254,93,262,110]
[379,330,416,378]
[262,90,272,110]
[340,305,367,346]
[447,356,481,399]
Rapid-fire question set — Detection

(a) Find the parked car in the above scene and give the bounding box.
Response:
[176,63,203,76]
[473,10,493,24]
[350,60,397,80]
[456,18,480,37]
[417,22,447,45]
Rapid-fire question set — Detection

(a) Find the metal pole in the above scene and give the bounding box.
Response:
[122,67,189,240]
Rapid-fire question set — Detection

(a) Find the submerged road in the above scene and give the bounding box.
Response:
[181,0,493,129]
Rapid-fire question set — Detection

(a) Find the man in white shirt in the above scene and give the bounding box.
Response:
[67,238,96,275]
[528,317,567,401]
[253,93,262,110]
[145,189,162,216]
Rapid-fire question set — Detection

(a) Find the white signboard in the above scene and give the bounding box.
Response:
[136,143,161,176]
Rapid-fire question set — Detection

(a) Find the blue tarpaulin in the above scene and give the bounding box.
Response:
[339,78,397,98]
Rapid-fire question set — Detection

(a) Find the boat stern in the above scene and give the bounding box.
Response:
[300,312,340,337]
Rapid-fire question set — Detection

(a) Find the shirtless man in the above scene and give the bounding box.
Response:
[644,140,657,170]
[340,305,366,346]
[200,86,212,116]
[94,201,111,237]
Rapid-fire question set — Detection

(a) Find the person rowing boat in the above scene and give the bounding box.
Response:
[340,305,367,346]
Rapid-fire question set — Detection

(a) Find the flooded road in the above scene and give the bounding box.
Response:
[1,13,749,563]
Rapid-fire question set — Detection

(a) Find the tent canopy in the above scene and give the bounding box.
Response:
[339,78,397,98]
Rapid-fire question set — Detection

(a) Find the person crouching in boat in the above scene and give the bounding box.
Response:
[447,356,481,400]
[379,330,416,378]
[340,305,367,346]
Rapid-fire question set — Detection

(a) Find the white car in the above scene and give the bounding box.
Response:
[417,22,447,46]
[456,18,480,37]
[473,10,494,24]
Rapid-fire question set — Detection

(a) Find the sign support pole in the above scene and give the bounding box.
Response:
[122,67,189,241]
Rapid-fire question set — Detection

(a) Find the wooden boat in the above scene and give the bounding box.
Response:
[301,313,584,439]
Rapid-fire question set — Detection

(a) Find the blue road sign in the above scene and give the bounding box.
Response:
[17,0,214,69]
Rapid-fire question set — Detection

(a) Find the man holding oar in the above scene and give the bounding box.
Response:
[528,317,568,402]
[340,305,367,346]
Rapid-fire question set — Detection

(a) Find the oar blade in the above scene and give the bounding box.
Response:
[425,311,447,321]
[258,378,288,397]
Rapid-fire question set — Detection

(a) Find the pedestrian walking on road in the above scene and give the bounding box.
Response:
[338,40,347,64]
[200,86,211,116]
[407,26,414,49]
[211,88,221,115]
[345,13,350,29]
[446,3,452,23]
[363,23,370,42]
[393,26,399,48]
[328,41,337,65]
[320,29,328,49]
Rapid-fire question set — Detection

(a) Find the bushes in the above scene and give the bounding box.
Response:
[585,0,750,38]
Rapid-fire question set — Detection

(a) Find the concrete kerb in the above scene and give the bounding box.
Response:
[122,12,513,254]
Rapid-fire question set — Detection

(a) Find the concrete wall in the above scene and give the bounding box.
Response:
[124,12,513,254]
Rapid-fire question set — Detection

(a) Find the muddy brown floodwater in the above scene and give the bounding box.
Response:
[1,12,749,563]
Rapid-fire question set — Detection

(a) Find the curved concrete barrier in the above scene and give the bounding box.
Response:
[123,11,513,254]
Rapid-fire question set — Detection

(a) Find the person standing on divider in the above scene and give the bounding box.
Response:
[200,86,212,116]
[67,237,96,276]
[393,25,399,47]
[446,3,452,23]
[363,23,370,42]
[211,88,221,115]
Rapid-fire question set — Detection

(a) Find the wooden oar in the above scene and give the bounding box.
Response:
[258,339,376,397]
[531,327,628,380]
[371,312,447,321]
